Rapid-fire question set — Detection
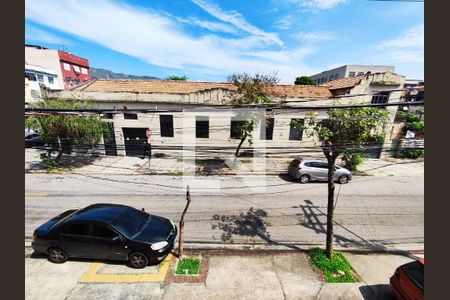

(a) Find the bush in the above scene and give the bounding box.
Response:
[342,153,367,172]
[396,149,424,159]
[153,153,167,158]
[405,121,424,134]
[397,111,420,123]
[41,158,60,172]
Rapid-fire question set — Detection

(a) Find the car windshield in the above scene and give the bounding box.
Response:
[110,208,149,238]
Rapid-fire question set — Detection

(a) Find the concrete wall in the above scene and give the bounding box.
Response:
[25,47,64,89]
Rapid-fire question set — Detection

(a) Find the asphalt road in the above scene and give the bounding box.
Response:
[25,172,424,252]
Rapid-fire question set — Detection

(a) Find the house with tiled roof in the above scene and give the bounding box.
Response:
[44,72,405,158]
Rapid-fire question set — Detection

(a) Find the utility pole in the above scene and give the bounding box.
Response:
[178,185,191,258]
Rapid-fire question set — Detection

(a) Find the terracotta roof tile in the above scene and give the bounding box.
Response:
[71,79,332,98]
[319,75,364,90]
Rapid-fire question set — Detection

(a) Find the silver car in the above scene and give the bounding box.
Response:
[288,158,352,184]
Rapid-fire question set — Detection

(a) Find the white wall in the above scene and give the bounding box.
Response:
[25,48,64,89]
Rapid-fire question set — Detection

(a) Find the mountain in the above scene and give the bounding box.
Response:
[90,68,160,80]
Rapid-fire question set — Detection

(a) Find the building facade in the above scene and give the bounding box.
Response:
[47,72,405,158]
[25,45,91,90]
[25,64,60,101]
[310,65,395,85]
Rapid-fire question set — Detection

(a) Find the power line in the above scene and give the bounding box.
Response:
[24,101,424,114]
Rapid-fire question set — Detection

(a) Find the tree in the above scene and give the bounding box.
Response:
[25,99,109,162]
[167,75,188,81]
[178,185,192,257]
[227,72,280,156]
[305,105,389,259]
[294,76,316,86]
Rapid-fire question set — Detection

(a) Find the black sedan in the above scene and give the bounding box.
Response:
[31,203,177,268]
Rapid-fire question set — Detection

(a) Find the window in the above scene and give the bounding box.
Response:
[230,119,247,139]
[63,63,70,71]
[25,72,37,81]
[260,118,274,140]
[81,67,88,75]
[37,74,44,82]
[349,71,356,77]
[73,65,81,73]
[124,113,138,120]
[357,72,364,76]
[101,113,114,119]
[62,223,89,236]
[196,116,209,138]
[48,76,54,84]
[65,77,72,83]
[289,118,304,140]
[371,92,390,105]
[160,115,174,137]
[92,224,117,239]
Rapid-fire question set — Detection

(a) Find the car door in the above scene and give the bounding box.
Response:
[58,222,92,258]
[89,223,126,261]
[315,162,329,181]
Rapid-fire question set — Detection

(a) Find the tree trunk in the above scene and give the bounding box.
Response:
[178,186,192,258]
[235,133,248,157]
[55,136,63,162]
[324,149,338,259]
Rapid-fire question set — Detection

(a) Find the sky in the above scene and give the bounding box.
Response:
[25,0,424,83]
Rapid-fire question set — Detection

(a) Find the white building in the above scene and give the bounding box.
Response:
[310,65,395,85]
[25,64,61,101]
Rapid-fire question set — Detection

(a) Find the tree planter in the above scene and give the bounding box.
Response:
[164,254,209,284]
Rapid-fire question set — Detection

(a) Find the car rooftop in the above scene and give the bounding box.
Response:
[68,203,132,223]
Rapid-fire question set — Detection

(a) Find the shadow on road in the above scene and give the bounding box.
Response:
[297,199,387,251]
[211,207,300,250]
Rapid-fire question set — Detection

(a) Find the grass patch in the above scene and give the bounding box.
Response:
[308,248,356,283]
[175,257,201,275]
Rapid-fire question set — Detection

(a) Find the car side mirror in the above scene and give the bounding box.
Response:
[113,235,123,242]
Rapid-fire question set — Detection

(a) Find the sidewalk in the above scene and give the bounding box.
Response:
[25,148,424,177]
[25,250,420,300]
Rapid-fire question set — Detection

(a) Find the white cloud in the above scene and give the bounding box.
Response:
[276,0,348,10]
[177,17,238,34]
[293,31,336,42]
[25,25,72,46]
[273,15,294,30]
[378,24,424,49]
[25,0,313,83]
[190,0,283,46]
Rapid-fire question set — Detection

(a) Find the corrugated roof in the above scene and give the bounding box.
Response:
[71,79,332,98]
[319,75,364,90]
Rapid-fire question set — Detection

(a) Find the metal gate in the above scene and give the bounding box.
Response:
[104,123,117,156]
[122,128,148,157]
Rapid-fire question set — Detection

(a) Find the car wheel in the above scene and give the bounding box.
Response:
[338,175,350,184]
[48,247,68,264]
[128,252,149,269]
[299,175,310,184]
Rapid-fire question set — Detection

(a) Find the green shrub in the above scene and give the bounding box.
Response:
[342,153,367,172]
[175,257,201,275]
[397,111,420,123]
[405,121,424,134]
[397,149,424,159]
[153,153,167,158]
[308,248,356,283]
[41,158,60,172]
